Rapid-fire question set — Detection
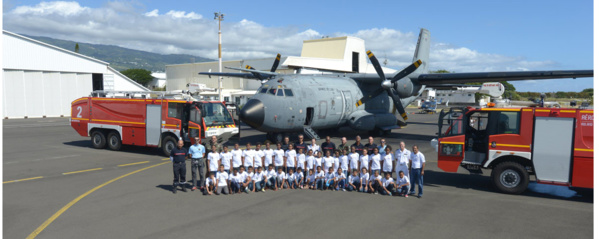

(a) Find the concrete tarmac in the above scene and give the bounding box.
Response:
[3,111,593,239]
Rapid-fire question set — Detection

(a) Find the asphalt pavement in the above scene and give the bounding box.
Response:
[3,111,593,239]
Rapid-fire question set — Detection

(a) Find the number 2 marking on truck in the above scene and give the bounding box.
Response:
[76,106,82,118]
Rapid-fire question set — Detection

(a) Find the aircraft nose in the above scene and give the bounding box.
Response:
[240,99,264,128]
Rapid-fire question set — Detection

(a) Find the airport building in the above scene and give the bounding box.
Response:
[166,36,394,106]
[2,31,149,119]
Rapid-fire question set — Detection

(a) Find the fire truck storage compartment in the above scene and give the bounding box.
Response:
[532,117,575,183]
[146,104,162,146]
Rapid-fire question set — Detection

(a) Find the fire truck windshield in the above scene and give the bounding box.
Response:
[203,102,234,127]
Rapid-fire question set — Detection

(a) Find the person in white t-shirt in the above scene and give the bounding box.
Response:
[314,166,325,190]
[273,143,285,172]
[308,138,320,155]
[231,143,243,171]
[349,146,360,173]
[369,147,382,176]
[359,167,369,193]
[325,167,336,190]
[380,172,396,196]
[368,170,383,194]
[207,145,221,175]
[254,143,265,169]
[263,142,274,169]
[229,168,241,194]
[323,151,334,172]
[396,170,410,197]
[265,165,277,190]
[305,168,316,189]
[334,167,347,191]
[205,173,216,195]
[297,148,307,178]
[215,164,230,195]
[382,146,394,176]
[275,167,286,190]
[347,169,360,192]
[284,144,297,173]
[250,167,266,192]
[314,151,323,170]
[285,168,296,189]
[339,149,349,177]
[333,150,341,172]
[293,169,304,189]
[238,167,251,194]
[409,145,425,198]
[242,143,256,170]
[359,149,370,173]
[305,150,316,180]
[394,141,411,179]
[220,145,233,173]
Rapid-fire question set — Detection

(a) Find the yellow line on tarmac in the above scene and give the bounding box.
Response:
[3,176,44,184]
[26,161,169,239]
[162,158,171,161]
[62,168,103,175]
[117,161,149,167]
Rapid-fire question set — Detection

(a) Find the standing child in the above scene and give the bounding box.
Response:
[382,146,394,177]
[263,142,274,170]
[284,144,297,173]
[297,148,307,180]
[231,143,243,172]
[349,146,360,175]
[242,143,256,171]
[369,147,382,176]
[323,151,334,172]
[314,151,323,170]
[380,172,396,196]
[265,165,277,190]
[276,167,286,191]
[254,143,265,169]
[325,167,336,190]
[333,150,341,172]
[359,167,369,193]
[396,170,411,197]
[207,145,221,175]
[315,166,325,190]
[306,169,316,189]
[359,149,370,174]
[305,150,315,184]
[368,170,383,194]
[220,146,233,173]
[334,167,347,191]
[339,149,349,177]
[347,169,360,192]
[273,143,285,172]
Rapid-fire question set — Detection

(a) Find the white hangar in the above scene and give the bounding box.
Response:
[2,31,149,119]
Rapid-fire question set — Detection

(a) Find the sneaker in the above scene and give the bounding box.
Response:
[172,186,177,194]
[417,195,422,198]
[405,194,409,198]
[261,188,265,192]
[342,189,346,192]
[245,188,250,194]
[214,191,220,195]
[181,186,187,192]
[191,186,197,191]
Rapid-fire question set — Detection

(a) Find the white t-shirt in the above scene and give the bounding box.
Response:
[220,152,232,169]
[231,149,243,167]
[396,175,410,187]
[349,153,360,170]
[382,177,394,187]
[382,154,394,172]
[306,155,316,170]
[285,150,297,167]
[314,157,323,169]
[228,174,240,183]
[206,177,215,186]
[323,156,334,171]
[239,171,249,182]
[369,154,382,170]
[266,169,277,179]
[360,172,370,185]
[252,171,265,181]
[335,172,346,180]
[325,172,336,180]
[315,171,325,179]
[339,155,349,170]
[333,157,340,171]
[370,174,382,183]
[263,149,274,166]
[297,154,306,169]
[216,171,229,187]
[359,154,370,171]
[395,149,411,173]
[308,144,320,154]
[208,152,220,170]
[274,149,285,166]
[307,173,316,182]
[293,171,304,180]
[348,174,360,184]
[410,151,426,169]
[287,173,296,181]
[254,150,265,167]
[242,149,256,167]
[276,172,287,181]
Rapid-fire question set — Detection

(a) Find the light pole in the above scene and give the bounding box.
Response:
[214,12,224,102]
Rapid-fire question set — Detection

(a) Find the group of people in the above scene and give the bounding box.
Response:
[170,135,425,198]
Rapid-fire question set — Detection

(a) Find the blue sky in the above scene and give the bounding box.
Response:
[3,0,594,92]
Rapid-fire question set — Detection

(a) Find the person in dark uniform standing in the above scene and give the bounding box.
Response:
[320,136,336,156]
[295,134,307,153]
[281,136,292,151]
[171,139,188,194]
[351,135,364,153]
[364,136,378,155]
[338,137,349,153]
[208,135,222,153]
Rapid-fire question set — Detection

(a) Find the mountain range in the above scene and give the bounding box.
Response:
[23,34,212,72]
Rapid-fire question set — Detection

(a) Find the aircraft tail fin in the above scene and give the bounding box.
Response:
[412,28,430,74]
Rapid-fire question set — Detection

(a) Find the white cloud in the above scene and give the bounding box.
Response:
[5,1,589,92]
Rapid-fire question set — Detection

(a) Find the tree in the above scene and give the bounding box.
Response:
[120,69,153,86]
[75,43,79,53]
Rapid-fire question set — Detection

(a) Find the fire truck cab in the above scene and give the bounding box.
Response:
[71,91,238,156]
[432,106,593,194]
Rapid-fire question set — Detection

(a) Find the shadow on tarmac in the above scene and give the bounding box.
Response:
[63,140,165,156]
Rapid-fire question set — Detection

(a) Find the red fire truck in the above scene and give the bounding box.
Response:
[432,106,593,194]
[70,91,238,156]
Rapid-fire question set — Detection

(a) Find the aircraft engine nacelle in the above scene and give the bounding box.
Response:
[347,111,396,131]
[394,78,422,97]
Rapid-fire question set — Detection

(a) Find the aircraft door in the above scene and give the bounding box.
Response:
[342,90,352,118]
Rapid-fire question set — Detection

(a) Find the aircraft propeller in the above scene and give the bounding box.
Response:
[245,53,282,83]
[355,50,422,121]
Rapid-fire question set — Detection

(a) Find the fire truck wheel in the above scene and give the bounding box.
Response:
[162,136,177,156]
[492,161,529,194]
[91,131,106,149]
[107,132,122,151]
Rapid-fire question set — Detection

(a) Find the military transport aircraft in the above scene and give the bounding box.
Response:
[200,29,593,141]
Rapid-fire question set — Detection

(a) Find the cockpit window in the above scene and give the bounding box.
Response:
[284,89,293,96]
[277,89,284,96]
[268,88,276,95]
[259,88,268,94]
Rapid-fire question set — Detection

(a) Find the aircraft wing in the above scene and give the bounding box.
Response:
[343,73,386,83]
[417,70,593,84]
[198,72,262,79]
